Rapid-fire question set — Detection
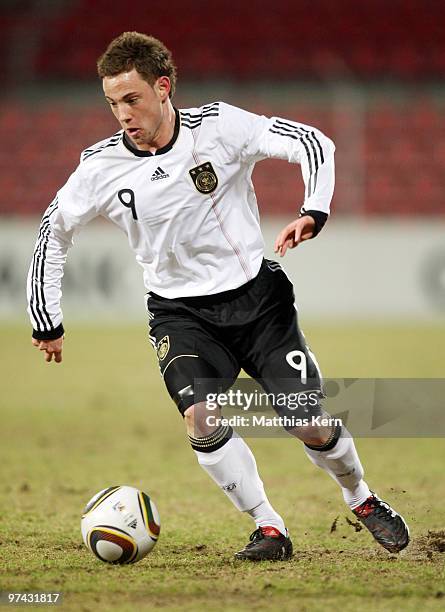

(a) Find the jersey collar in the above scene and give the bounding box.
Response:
[122,108,180,157]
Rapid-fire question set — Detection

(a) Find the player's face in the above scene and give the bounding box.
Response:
[103,68,171,151]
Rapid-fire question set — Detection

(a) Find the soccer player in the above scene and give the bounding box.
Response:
[27,32,409,560]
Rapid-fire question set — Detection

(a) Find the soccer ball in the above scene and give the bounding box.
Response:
[81,485,161,564]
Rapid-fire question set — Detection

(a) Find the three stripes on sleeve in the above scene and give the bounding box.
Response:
[28,197,64,338]
[269,118,325,199]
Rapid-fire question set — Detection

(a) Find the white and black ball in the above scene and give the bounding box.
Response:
[81,485,160,564]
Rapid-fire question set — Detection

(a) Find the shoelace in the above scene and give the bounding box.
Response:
[249,528,264,542]
[356,497,396,520]
[372,503,397,521]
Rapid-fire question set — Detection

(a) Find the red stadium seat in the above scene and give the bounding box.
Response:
[28,0,445,81]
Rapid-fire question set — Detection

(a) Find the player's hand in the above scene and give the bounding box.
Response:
[274,216,315,257]
[31,336,64,363]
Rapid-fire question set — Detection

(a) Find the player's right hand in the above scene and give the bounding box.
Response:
[32,336,64,363]
[274,215,315,257]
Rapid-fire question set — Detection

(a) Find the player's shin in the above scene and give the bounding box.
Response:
[186,406,286,534]
[303,425,371,509]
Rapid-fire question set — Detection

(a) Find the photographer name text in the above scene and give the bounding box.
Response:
[206,415,343,428]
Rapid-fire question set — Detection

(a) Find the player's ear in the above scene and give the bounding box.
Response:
[155,76,171,101]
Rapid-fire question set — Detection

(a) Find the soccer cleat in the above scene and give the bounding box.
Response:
[352,492,410,553]
[234,526,293,561]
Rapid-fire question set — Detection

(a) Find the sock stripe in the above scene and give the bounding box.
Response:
[189,425,233,453]
[190,424,231,442]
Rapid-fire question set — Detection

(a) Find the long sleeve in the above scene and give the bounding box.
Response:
[218,103,335,234]
[27,162,98,339]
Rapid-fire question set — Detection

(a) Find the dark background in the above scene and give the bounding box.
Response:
[1,0,445,218]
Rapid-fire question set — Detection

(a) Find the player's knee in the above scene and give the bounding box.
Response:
[184,403,208,430]
[280,397,343,448]
[183,404,197,429]
[184,402,219,438]
[298,419,343,451]
[184,402,233,456]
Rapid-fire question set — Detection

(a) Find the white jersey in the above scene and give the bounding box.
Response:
[27,101,335,338]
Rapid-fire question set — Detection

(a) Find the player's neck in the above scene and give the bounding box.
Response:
[142,100,176,154]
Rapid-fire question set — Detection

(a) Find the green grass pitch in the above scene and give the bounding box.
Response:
[1,322,444,611]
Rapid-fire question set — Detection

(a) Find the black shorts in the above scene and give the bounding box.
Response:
[146,259,322,414]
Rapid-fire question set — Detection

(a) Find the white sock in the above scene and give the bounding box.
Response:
[194,433,286,532]
[247,499,286,535]
[304,432,371,509]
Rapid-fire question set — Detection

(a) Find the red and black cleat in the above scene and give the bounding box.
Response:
[234,526,293,561]
[353,492,410,553]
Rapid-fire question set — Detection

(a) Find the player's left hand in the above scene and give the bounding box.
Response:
[274,215,315,257]
[32,336,64,363]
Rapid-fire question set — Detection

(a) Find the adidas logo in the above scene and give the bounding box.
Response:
[222,483,237,492]
[151,167,170,181]
[128,519,137,529]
